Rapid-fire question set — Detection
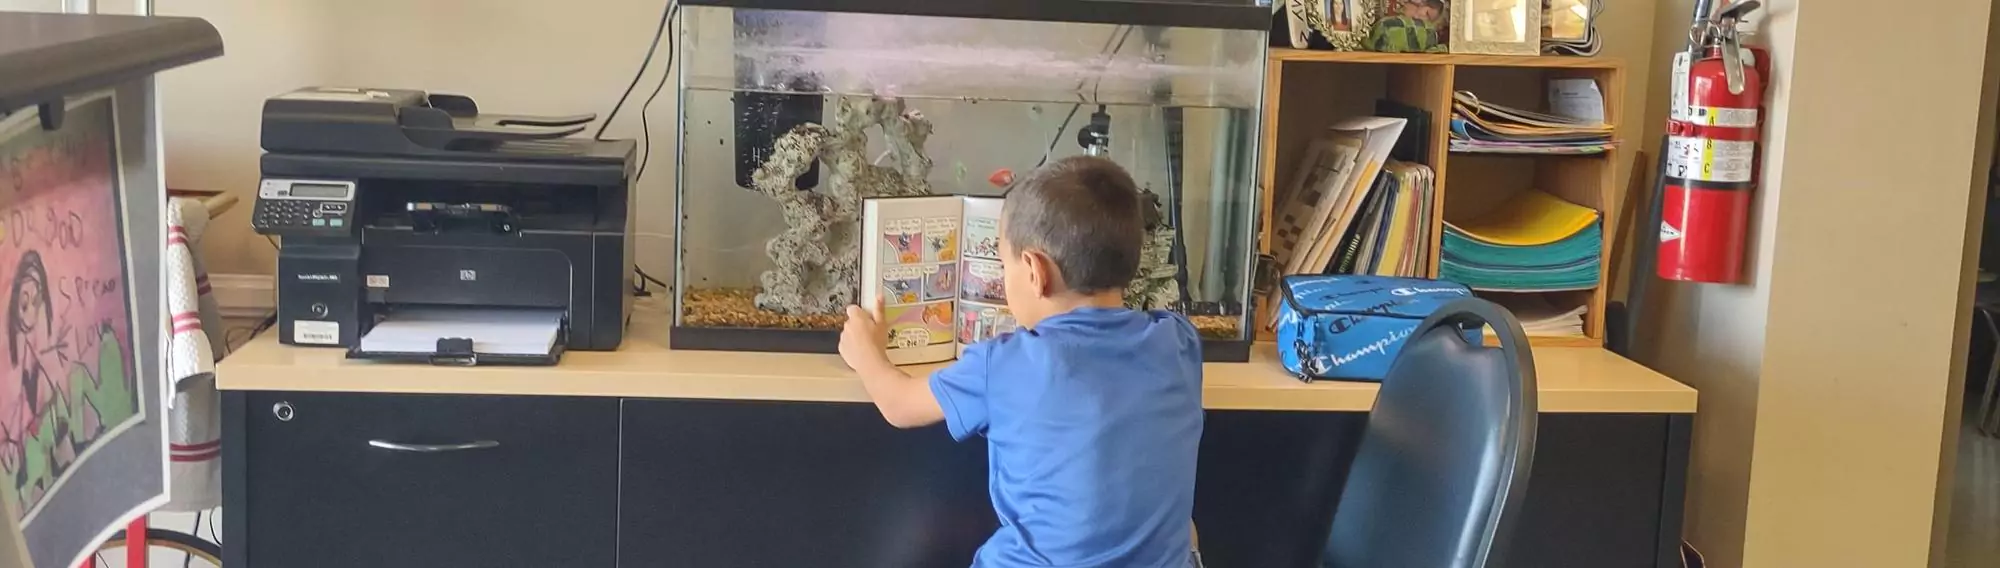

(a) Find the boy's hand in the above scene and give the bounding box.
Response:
[840,301,892,373]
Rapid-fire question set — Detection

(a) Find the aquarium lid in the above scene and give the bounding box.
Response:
[0,12,222,114]
[682,0,1271,31]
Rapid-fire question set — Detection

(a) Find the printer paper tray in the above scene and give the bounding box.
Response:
[348,307,567,366]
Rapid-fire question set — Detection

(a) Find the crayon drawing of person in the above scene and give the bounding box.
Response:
[0,250,137,516]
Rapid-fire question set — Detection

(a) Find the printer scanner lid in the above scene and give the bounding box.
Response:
[260,87,628,164]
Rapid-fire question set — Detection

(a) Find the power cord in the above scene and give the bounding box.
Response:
[635,2,683,183]
[594,0,678,143]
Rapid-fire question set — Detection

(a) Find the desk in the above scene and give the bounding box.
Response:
[217,306,1695,567]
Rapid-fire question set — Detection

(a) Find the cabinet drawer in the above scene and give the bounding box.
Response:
[619,399,996,567]
[237,392,618,568]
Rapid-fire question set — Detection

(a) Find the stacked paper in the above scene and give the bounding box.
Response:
[1449,90,1614,155]
[1488,293,1589,337]
[1440,190,1601,292]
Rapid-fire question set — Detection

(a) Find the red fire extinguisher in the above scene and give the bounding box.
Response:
[1658,1,1767,284]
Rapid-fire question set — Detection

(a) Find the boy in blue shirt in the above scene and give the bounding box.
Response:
[840,156,1206,568]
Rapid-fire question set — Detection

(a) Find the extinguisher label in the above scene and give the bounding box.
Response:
[1670,53,1692,121]
[1660,221,1684,243]
[1667,136,1756,183]
[1682,106,1759,127]
[1670,49,1759,124]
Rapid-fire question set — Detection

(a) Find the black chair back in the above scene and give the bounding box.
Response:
[1322,298,1539,568]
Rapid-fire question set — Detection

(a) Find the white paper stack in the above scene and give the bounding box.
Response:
[1488,294,1588,337]
[358,307,566,356]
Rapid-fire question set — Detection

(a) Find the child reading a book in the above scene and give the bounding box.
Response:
[840,156,1206,568]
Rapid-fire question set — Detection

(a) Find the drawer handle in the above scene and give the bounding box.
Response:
[367,440,500,453]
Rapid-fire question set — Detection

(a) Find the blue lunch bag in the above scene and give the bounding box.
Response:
[1276,275,1481,382]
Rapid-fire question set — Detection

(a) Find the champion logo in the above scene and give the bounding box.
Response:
[1660,222,1684,243]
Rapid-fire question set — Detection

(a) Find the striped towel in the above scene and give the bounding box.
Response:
[163,197,223,511]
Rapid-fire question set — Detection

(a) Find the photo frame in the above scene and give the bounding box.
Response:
[1542,0,1602,56]
[1369,0,1450,53]
[1287,0,1378,52]
[1450,0,1542,55]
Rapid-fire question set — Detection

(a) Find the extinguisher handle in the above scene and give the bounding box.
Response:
[1716,0,1760,21]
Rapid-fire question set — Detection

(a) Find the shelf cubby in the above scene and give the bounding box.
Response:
[1257,49,1627,345]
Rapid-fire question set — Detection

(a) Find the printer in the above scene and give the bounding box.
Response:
[254,86,636,363]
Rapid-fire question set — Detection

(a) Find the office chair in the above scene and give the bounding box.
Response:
[1321,297,1539,568]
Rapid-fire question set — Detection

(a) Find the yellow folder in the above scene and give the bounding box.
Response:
[1447,190,1599,247]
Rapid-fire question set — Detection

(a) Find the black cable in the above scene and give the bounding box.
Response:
[595,0,677,141]
[636,3,683,182]
[186,511,202,568]
[1036,25,1136,169]
[638,267,670,290]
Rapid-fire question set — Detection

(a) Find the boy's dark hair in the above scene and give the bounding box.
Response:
[1003,156,1143,294]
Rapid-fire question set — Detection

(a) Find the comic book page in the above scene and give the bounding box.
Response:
[955,197,1016,353]
[860,196,962,366]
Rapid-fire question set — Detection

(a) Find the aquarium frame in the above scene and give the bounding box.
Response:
[678,0,1272,31]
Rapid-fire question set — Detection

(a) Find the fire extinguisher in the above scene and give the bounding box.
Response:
[1658,1,1767,284]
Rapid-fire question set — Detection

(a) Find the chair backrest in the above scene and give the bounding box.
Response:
[1321,297,1538,568]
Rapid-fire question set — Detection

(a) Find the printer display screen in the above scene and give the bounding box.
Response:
[291,183,349,198]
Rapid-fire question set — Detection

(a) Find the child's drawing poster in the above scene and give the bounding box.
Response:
[0,92,157,568]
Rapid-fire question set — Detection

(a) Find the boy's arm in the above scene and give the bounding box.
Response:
[840,304,945,429]
[851,361,945,429]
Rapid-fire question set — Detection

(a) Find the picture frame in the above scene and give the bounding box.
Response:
[1369,0,1450,54]
[1542,0,1602,56]
[1287,0,1378,52]
[1450,0,1541,56]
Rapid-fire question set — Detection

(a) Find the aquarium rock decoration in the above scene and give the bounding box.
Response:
[752,96,935,315]
[1125,191,1183,311]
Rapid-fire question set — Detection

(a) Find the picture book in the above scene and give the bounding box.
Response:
[860,196,1016,366]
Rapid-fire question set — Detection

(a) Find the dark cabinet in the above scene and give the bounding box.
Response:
[230,392,619,568]
[617,399,996,567]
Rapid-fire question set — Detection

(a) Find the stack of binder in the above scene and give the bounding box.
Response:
[1440,189,1600,292]
[1328,160,1434,278]
[1449,91,1614,155]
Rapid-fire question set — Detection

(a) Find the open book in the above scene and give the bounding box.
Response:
[861,196,1018,365]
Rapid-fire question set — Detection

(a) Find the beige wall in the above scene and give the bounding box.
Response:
[156,0,679,276]
[153,1,1251,292]
[1633,1,1993,566]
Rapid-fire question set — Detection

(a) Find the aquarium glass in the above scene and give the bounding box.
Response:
[674,4,1268,345]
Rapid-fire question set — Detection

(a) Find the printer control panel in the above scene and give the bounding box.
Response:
[254,179,356,237]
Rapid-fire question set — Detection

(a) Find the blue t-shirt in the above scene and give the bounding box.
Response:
[930,307,1205,568]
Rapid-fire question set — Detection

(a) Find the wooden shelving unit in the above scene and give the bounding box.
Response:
[1259,48,1627,347]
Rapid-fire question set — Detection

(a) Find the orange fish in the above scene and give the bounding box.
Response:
[988,169,1014,188]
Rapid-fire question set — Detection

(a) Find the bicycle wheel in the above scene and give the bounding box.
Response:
[97,528,223,567]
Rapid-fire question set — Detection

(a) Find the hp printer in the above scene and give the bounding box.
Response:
[254,87,636,364]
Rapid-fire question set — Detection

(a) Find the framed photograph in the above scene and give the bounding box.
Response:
[1287,0,1378,51]
[1450,0,1542,55]
[1370,0,1449,53]
[1542,0,1602,55]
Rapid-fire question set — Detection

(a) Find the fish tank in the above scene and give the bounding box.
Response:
[670,0,1270,361]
